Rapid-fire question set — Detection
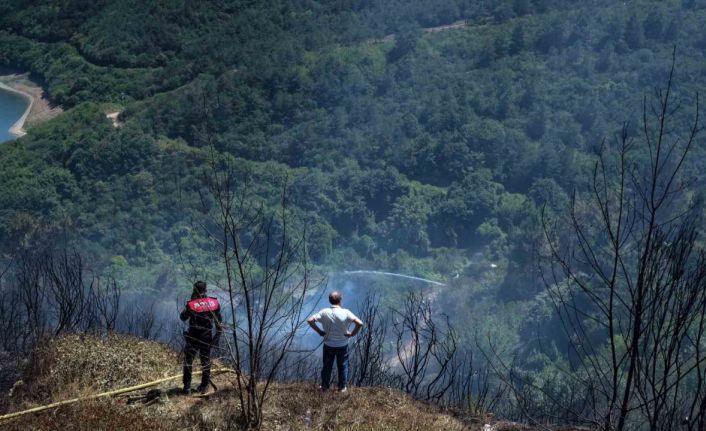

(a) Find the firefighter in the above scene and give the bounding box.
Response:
[180,281,222,394]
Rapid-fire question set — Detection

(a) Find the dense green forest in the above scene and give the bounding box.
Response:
[2,0,706,418]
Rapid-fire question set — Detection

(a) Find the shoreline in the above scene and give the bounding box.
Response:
[0,73,62,139]
[0,81,33,137]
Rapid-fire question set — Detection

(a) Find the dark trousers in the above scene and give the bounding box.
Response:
[183,335,211,389]
[321,344,349,389]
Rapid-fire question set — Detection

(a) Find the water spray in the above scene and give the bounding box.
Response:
[342,270,446,286]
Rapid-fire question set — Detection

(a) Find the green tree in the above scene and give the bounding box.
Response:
[624,15,644,49]
[381,190,432,256]
[643,10,664,40]
[509,24,526,55]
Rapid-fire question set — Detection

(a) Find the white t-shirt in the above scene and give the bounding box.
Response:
[311,306,360,348]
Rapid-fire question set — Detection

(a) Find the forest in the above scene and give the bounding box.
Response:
[2,0,706,429]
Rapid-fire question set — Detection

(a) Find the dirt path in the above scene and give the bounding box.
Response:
[106,111,122,128]
[423,20,470,33]
[366,19,472,45]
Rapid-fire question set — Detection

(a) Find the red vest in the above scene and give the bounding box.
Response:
[187,297,220,313]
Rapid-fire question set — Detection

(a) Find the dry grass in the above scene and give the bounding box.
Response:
[10,333,180,407]
[263,384,476,431]
[2,400,174,430]
[1,334,496,430]
[145,382,478,430]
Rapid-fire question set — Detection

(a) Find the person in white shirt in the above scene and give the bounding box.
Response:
[307,291,364,392]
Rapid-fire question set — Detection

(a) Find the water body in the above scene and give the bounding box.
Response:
[0,87,29,143]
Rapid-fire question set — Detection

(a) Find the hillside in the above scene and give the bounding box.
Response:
[1,1,706,428]
[2,0,705,277]
[0,334,493,430]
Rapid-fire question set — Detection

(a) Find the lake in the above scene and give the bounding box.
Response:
[0,86,30,143]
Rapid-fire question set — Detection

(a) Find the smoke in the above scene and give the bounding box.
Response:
[138,268,448,358]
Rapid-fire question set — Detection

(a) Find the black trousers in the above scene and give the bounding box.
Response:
[321,344,349,389]
[183,334,211,389]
